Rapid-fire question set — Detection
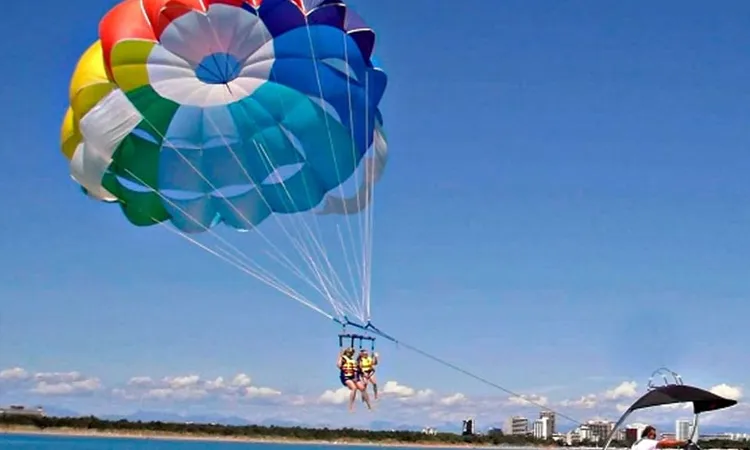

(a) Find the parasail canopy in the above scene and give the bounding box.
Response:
[61,0,389,326]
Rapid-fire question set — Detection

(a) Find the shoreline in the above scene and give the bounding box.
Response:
[0,425,524,448]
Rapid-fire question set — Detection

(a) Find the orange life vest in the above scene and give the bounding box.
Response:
[341,356,357,377]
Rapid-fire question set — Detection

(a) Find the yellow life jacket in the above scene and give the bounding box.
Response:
[341,356,357,377]
[359,356,374,372]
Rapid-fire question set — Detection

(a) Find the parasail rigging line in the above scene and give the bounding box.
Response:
[206,20,364,320]
[356,322,585,426]
[106,7,380,327]
[340,29,368,319]
[121,167,333,319]
[128,94,366,321]
[303,14,368,318]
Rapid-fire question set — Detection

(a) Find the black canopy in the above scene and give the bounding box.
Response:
[626,384,737,414]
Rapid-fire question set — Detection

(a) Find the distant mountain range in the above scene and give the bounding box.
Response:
[36,406,745,435]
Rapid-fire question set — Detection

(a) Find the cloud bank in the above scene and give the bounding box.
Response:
[0,366,745,430]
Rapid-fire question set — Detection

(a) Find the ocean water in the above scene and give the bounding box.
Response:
[0,434,379,450]
[0,434,542,450]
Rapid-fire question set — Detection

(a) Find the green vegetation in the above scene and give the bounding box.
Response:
[1,415,539,445]
[0,414,748,448]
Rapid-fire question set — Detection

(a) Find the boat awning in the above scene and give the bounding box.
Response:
[626,384,737,415]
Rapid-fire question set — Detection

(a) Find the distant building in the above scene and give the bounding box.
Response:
[533,417,551,440]
[719,433,750,441]
[540,410,556,435]
[422,427,437,435]
[676,419,698,441]
[566,429,582,446]
[505,416,529,435]
[462,418,475,436]
[0,405,45,417]
[578,425,592,441]
[586,420,615,443]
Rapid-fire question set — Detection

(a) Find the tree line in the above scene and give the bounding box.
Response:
[0,414,747,448]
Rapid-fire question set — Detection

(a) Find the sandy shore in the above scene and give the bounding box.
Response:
[0,425,518,448]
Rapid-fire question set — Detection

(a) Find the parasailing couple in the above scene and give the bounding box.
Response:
[337,347,379,411]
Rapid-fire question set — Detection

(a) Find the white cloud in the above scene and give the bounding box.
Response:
[0,369,102,396]
[318,387,351,405]
[507,393,549,407]
[439,393,467,406]
[559,394,597,409]
[318,381,436,407]
[245,386,281,397]
[127,376,153,386]
[381,381,417,397]
[1,366,745,429]
[604,381,638,400]
[381,381,434,403]
[116,372,280,402]
[710,383,743,401]
[560,380,639,410]
[0,367,28,381]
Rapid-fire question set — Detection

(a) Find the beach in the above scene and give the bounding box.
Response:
[0,425,534,448]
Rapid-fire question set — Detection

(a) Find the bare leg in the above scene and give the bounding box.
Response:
[360,377,368,402]
[370,374,378,400]
[357,382,372,410]
[346,380,357,412]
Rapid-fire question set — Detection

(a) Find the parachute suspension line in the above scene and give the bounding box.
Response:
[334,223,364,319]
[363,71,375,322]
[200,103,353,320]
[303,15,369,322]
[158,220,332,320]
[363,325,584,426]
[341,31,368,321]
[250,140,359,318]
[228,22,363,323]
[119,167,331,319]
[131,113,349,318]
[199,27,355,321]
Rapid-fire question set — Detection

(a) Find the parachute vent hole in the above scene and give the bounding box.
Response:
[195,53,241,85]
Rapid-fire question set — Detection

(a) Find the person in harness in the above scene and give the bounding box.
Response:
[337,347,371,412]
[631,426,687,450]
[357,348,379,400]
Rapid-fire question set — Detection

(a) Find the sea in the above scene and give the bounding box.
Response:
[0,435,384,450]
[2,434,531,450]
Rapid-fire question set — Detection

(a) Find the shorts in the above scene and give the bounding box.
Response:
[360,369,375,379]
[340,373,357,386]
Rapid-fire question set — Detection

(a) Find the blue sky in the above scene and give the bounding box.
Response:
[0,0,748,430]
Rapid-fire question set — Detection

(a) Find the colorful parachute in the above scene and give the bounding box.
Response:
[61,0,388,325]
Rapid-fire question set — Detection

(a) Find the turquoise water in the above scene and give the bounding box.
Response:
[1,434,364,449]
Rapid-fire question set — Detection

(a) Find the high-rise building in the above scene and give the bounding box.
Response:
[586,420,615,443]
[676,419,698,441]
[462,418,475,436]
[540,410,556,435]
[504,416,529,435]
[534,417,551,440]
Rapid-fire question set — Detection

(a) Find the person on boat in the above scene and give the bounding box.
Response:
[337,347,371,411]
[357,348,379,400]
[631,426,687,450]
